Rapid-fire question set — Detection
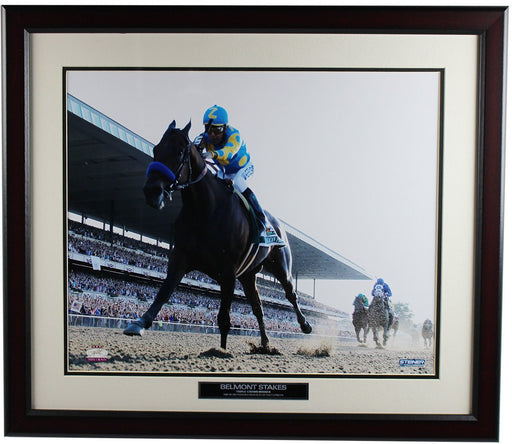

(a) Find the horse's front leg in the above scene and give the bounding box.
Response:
[217,277,236,350]
[372,326,381,348]
[383,327,389,346]
[124,252,187,336]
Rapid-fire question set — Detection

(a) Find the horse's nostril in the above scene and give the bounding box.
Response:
[143,181,161,196]
[143,180,166,210]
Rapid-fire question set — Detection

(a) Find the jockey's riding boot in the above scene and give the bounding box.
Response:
[242,188,285,247]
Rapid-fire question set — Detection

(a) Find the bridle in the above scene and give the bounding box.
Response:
[146,135,208,199]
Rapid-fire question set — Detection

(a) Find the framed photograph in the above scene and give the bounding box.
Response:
[3,5,506,440]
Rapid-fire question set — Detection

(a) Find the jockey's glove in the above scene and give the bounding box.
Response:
[202,151,214,160]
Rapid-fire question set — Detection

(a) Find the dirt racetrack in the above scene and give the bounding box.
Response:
[68,326,435,376]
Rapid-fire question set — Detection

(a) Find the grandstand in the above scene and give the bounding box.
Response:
[66,94,372,338]
[68,218,352,337]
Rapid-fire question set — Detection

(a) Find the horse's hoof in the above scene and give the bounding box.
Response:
[249,342,281,355]
[124,322,145,336]
[301,321,312,334]
[376,344,384,349]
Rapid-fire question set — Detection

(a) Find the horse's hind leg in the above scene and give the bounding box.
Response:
[263,253,312,334]
[238,272,269,348]
[355,327,361,343]
[279,279,312,334]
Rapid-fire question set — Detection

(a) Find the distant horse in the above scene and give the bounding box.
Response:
[352,308,369,344]
[123,121,312,350]
[422,319,434,347]
[368,294,396,348]
[391,316,399,341]
[352,295,369,344]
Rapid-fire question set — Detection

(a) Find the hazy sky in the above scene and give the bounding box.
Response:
[67,69,439,323]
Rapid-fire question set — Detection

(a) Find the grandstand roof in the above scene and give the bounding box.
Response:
[67,95,372,281]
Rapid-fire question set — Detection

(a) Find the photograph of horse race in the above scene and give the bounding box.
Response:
[66,69,439,375]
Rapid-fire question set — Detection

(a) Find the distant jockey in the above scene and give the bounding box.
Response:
[372,278,394,312]
[194,105,285,247]
[353,293,369,312]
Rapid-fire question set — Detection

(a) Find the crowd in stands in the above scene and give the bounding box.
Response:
[69,269,154,301]
[67,218,349,335]
[69,234,168,273]
[69,269,312,333]
[69,220,169,259]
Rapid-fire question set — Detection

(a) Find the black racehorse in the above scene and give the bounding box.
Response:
[352,308,369,344]
[422,319,434,347]
[368,294,396,348]
[123,121,312,350]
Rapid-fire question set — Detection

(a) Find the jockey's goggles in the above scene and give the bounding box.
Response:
[206,125,225,135]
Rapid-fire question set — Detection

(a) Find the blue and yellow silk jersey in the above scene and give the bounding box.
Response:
[195,125,251,175]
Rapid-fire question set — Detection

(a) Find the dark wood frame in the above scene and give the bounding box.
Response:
[2,6,506,440]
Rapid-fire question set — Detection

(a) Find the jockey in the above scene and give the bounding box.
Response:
[353,293,369,312]
[372,278,394,311]
[194,105,285,247]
